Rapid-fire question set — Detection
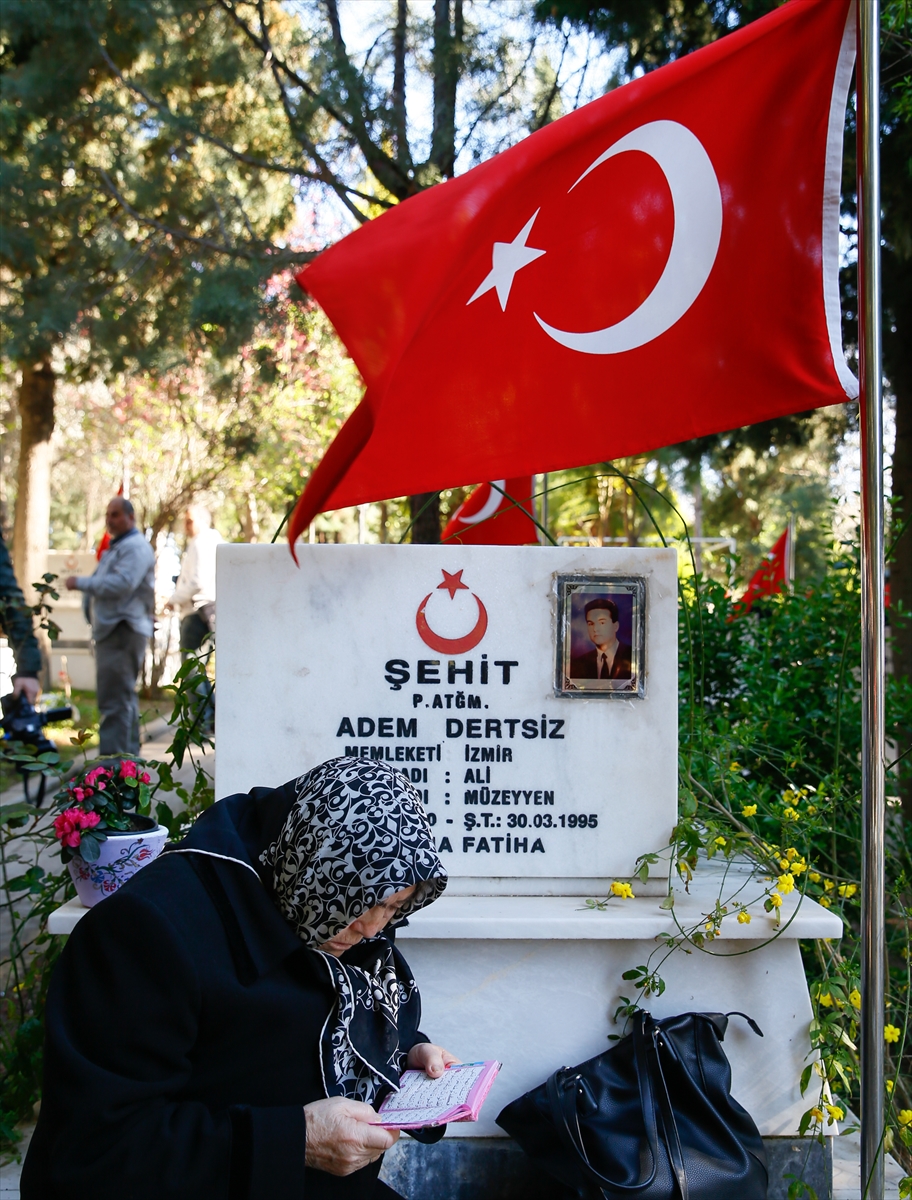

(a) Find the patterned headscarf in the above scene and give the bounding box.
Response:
[259,757,447,1103]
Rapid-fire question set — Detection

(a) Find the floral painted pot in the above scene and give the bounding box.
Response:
[68,824,169,908]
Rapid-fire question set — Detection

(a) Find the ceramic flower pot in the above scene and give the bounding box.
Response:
[68,822,169,908]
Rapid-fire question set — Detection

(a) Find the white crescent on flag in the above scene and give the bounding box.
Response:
[535,120,723,354]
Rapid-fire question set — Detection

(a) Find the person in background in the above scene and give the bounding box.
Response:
[165,504,222,655]
[65,497,155,755]
[0,528,42,704]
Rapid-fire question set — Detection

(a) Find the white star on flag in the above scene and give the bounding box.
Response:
[467,210,546,311]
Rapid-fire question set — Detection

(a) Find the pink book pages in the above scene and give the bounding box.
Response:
[377,1061,501,1129]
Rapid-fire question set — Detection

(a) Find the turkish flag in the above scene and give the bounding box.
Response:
[441,477,538,545]
[735,527,791,614]
[289,0,856,548]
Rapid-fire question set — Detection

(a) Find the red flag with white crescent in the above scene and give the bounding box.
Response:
[442,477,538,545]
[288,0,856,549]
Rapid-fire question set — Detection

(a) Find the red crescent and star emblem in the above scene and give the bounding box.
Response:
[415,569,488,654]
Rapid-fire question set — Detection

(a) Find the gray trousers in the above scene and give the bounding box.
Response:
[95,621,148,756]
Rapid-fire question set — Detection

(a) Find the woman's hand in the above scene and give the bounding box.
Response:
[406,1042,460,1078]
[303,1096,400,1175]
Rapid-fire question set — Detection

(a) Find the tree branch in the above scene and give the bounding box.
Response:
[95,168,316,264]
[89,32,310,181]
[391,0,411,173]
[251,5,371,225]
[322,0,416,198]
[455,38,539,161]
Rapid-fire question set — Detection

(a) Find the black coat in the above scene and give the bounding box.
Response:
[22,786,437,1200]
[569,641,633,680]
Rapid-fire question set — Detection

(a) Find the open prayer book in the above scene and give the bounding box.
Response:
[378,1060,501,1129]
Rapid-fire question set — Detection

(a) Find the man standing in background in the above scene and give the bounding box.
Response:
[165,504,222,654]
[0,528,42,704]
[65,497,155,755]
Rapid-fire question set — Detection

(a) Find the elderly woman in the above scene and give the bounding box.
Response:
[22,758,455,1200]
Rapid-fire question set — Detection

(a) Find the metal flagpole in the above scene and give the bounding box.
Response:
[857,1,885,1196]
[787,514,796,588]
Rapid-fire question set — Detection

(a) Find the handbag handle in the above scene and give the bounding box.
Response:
[545,1012,664,1195]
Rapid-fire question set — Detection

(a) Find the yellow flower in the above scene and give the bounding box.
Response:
[810,1106,824,1122]
[849,989,861,1010]
[819,897,832,908]
[782,789,797,804]
[823,879,835,892]
[784,847,799,861]
[884,1025,901,1044]
[818,992,834,1008]
[777,873,796,895]
[886,1080,894,1093]
[806,805,818,815]
[791,859,807,875]
[769,892,783,908]
[742,804,757,817]
[825,1104,844,1122]
[730,762,741,772]
[898,1110,912,1127]
[714,836,727,846]
[737,910,751,925]
[610,881,635,900]
[782,807,800,821]
[838,883,857,899]
[809,872,821,883]
[779,858,790,871]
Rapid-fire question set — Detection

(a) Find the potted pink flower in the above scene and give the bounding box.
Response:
[52,759,169,907]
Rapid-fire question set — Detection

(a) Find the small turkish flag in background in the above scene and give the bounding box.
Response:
[289,0,856,547]
[735,527,792,614]
[441,478,538,545]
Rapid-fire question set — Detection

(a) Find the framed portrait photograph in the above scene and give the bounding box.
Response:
[554,575,646,698]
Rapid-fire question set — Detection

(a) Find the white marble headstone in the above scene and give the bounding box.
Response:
[216,545,677,895]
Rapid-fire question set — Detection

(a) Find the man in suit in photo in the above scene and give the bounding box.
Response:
[570,597,633,680]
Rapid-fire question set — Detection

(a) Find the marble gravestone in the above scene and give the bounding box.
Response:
[216,544,678,894]
[215,544,841,1194]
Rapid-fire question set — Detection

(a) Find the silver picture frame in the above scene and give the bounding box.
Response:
[554,575,646,698]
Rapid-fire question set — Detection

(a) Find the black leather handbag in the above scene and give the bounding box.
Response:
[496,1010,768,1200]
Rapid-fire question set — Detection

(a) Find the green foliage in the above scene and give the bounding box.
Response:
[607,523,912,1173]
[0,635,215,1159]
[534,0,778,74]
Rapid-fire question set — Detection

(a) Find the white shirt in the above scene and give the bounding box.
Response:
[168,526,223,615]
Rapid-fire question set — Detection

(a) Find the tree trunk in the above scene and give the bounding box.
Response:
[410,492,440,543]
[243,493,260,543]
[391,0,409,172]
[431,0,463,179]
[13,360,55,603]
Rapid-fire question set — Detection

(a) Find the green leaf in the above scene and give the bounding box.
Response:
[3,875,35,892]
[659,893,675,910]
[78,832,103,863]
[0,802,33,823]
